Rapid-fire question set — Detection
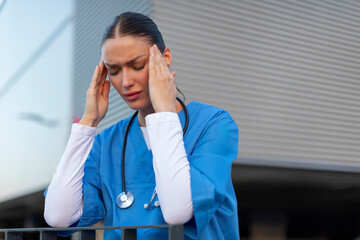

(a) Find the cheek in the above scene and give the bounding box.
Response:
[138,69,149,85]
[109,77,122,92]
[109,77,115,87]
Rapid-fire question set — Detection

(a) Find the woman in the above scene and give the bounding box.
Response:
[44,12,239,239]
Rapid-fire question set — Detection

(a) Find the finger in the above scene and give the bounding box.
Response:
[89,65,100,89]
[152,47,167,78]
[102,81,111,99]
[99,79,104,95]
[96,62,108,96]
[99,68,108,95]
[98,60,106,84]
[149,45,157,81]
[154,45,171,77]
[99,74,107,96]
[99,62,108,84]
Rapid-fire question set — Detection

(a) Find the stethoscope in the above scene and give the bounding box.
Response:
[116,97,189,209]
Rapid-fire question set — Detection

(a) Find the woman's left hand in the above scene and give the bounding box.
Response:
[148,44,177,113]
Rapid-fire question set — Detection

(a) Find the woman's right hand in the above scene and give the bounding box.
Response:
[79,60,110,127]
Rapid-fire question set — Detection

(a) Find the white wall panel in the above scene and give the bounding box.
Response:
[151,0,360,172]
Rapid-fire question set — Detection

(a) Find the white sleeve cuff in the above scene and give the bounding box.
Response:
[145,112,180,125]
[71,123,97,136]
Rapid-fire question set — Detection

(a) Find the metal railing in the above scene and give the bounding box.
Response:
[0,224,184,240]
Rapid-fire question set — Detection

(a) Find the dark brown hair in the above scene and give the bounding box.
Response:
[102,12,165,52]
[102,12,185,100]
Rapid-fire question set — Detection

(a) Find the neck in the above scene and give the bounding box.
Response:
[138,104,155,127]
[137,100,184,127]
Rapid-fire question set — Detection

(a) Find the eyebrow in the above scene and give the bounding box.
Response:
[104,54,147,68]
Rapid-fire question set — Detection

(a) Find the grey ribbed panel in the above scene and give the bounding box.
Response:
[151,0,360,171]
[73,0,150,132]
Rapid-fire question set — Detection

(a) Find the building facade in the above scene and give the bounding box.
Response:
[1,1,360,239]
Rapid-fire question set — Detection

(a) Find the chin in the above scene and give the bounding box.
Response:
[126,100,151,112]
[126,102,141,110]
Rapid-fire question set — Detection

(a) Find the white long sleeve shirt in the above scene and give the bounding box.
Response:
[44,112,193,227]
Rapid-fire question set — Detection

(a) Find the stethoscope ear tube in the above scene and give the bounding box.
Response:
[117,111,138,209]
[121,111,138,194]
[176,97,189,137]
[117,98,189,209]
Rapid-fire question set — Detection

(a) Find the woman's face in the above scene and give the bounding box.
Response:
[101,35,153,113]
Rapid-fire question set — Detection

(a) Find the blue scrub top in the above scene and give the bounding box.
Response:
[76,101,239,239]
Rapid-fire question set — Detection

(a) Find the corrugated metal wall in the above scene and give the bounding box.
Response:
[74,0,360,172]
[73,0,150,130]
[151,0,360,172]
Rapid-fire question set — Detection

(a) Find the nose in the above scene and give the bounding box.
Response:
[122,69,134,89]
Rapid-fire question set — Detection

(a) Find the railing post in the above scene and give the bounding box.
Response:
[5,232,22,240]
[121,228,137,240]
[0,224,183,240]
[78,230,96,240]
[168,225,184,240]
[40,231,58,240]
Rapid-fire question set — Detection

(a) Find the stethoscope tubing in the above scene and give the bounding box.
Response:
[119,97,189,209]
[121,111,138,194]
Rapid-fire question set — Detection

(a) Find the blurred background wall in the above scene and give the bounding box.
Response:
[0,0,73,231]
[0,0,359,239]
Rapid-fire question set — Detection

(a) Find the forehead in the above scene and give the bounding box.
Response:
[101,36,151,64]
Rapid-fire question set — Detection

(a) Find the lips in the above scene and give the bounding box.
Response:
[124,91,142,101]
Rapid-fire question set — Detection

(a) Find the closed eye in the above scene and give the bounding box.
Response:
[109,70,120,76]
[134,65,145,71]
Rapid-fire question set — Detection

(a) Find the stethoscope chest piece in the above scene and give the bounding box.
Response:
[116,191,134,209]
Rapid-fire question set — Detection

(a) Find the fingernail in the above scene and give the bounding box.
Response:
[151,46,155,55]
